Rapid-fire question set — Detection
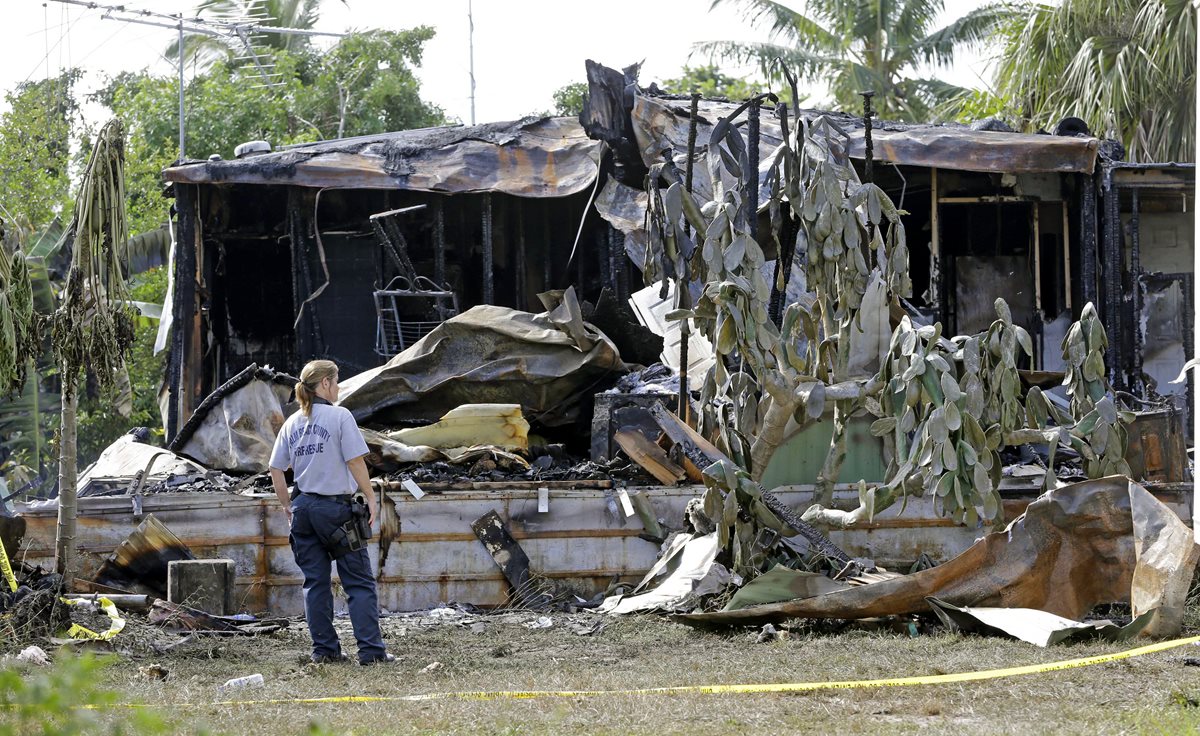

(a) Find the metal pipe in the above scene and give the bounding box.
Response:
[679,92,700,425]
[468,0,476,125]
[482,193,493,304]
[177,19,185,161]
[769,101,791,326]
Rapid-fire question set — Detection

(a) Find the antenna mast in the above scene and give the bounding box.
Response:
[468,0,476,125]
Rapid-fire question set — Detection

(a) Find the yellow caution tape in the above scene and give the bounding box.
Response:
[75,633,1200,709]
[60,596,126,641]
[0,536,18,593]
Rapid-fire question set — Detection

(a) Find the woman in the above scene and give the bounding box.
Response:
[268,359,393,665]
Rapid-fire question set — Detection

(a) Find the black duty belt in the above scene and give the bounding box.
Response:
[292,490,353,503]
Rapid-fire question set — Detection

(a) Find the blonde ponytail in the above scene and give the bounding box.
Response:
[296,359,338,415]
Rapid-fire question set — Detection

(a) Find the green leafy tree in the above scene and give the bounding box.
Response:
[659,64,765,101]
[293,28,445,139]
[103,61,310,234]
[107,29,444,236]
[0,71,80,237]
[551,82,588,117]
[696,0,1013,120]
[993,0,1195,162]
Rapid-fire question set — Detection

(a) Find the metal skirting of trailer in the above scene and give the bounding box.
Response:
[14,481,1193,616]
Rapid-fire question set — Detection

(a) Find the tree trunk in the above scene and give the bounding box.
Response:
[813,400,848,509]
[749,394,797,482]
[54,377,78,587]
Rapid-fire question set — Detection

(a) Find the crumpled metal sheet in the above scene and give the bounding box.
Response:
[337,287,625,426]
[162,117,603,197]
[175,377,291,474]
[593,178,649,270]
[78,435,206,496]
[926,597,1155,647]
[598,532,720,615]
[676,476,1199,636]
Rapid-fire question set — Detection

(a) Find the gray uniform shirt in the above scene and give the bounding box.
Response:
[269,402,369,495]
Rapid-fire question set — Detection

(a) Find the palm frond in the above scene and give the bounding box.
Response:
[710,0,840,49]
[994,0,1193,161]
[894,0,945,47]
[692,39,838,82]
[909,3,1018,68]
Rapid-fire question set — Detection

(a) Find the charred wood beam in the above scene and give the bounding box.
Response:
[286,190,310,363]
[1100,171,1124,389]
[609,227,625,301]
[1079,174,1099,308]
[516,205,527,308]
[295,195,326,357]
[482,193,494,304]
[1130,189,1143,396]
[433,197,446,287]
[1182,273,1195,434]
[542,206,553,291]
[168,184,198,443]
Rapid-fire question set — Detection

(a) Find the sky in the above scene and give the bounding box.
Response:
[2,0,1000,138]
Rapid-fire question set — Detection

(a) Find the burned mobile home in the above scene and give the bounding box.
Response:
[11,63,1195,619]
[584,63,1196,432]
[157,116,639,440]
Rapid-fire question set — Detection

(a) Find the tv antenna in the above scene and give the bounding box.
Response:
[47,0,346,160]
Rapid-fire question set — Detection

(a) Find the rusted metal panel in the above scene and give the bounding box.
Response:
[629,95,1099,188]
[1126,409,1191,483]
[847,128,1098,175]
[162,118,602,198]
[15,482,1191,615]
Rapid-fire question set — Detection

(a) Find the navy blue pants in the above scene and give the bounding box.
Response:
[289,493,387,664]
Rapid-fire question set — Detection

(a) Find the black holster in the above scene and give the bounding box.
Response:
[327,495,371,559]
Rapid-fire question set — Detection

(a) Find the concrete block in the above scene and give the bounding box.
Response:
[168,559,236,615]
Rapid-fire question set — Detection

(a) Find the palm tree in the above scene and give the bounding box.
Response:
[994,0,1195,163]
[166,0,330,70]
[696,0,1014,121]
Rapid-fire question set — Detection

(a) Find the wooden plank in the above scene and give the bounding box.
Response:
[614,430,686,485]
[647,401,731,471]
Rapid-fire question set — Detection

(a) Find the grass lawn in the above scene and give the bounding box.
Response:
[27,606,1198,735]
